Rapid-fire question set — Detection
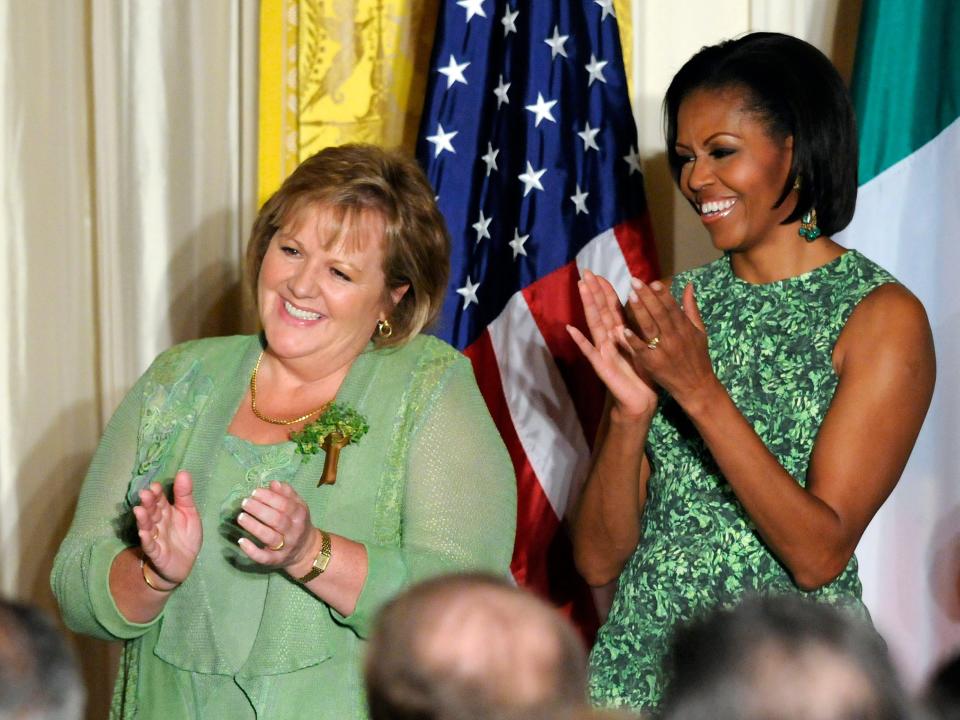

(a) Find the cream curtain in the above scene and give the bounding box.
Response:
[0,2,258,716]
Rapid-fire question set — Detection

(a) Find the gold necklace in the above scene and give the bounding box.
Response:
[249,351,329,426]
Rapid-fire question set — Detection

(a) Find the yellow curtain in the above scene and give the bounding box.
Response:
[615,0,634,103]
[258,0,439,206]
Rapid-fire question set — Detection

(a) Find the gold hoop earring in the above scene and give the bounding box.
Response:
[377,319,393,338]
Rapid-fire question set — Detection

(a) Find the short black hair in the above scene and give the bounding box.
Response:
[664,32,858,236]
[659,595,911,720]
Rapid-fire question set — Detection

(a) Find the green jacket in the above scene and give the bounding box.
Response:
[52,334,517,719]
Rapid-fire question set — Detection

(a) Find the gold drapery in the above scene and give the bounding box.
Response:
[258,0,439,206]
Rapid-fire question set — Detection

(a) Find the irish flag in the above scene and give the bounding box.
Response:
[838,0,960,685]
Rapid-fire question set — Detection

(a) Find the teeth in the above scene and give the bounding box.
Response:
[285,300,321,320]
[700,199,736,215]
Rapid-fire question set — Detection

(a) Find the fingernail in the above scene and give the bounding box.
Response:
[238,512,248,523]
[651,281,663,291]
[631,277,644,289]
[238,538,247,547]
[251,489,261,499]
[623,327,635,338]
[629,291,639,303]
[241,498,249,508]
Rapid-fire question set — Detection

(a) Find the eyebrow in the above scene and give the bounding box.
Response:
[703,132,742,143]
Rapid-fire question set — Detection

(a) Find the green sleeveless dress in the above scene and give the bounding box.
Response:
[588,250,896,712]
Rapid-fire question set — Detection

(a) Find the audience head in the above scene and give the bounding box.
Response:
[365,573,589,720]
[659,595,912,720]
[924,651,960,720]
[0,598,84,720]
[664,31,858,236]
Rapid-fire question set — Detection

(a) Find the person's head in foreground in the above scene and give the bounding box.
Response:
[365,573,589,720]
[0,598,84,720]
[659,595,912,720]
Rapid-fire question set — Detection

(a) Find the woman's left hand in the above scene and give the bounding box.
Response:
[622,279,719,409]
[236,481,319,573]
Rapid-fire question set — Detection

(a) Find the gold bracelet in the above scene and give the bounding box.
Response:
[140,556,178,592]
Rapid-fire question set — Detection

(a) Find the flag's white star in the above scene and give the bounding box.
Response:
[595,0,616,21]
[525,92,558,127]
[456,0,487,22]
[509,228,529,259]
[623,145,643,175]
[501,6,519,36]
[438,55,470,89]
[544,25,569,59]
[578,122,601,152]
[585,54,609,86]
[457,275,480,309]
[570,184,590,215]
[493,74,511,107]
[426,124,457,157]
[481,142,499,176]
[518,161,547,196]
[472,209,493,241]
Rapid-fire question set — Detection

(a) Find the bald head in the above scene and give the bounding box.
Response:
[365,574,588,720]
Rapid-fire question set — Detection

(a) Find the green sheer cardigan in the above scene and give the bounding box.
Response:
[52,334,517,719]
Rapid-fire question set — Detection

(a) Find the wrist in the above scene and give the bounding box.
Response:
[286,528,323,579]
[675,376,727,419]
[609,404,655,428]
[140,555,180,592]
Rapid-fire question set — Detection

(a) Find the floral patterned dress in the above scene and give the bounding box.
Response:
[588,251,896,712]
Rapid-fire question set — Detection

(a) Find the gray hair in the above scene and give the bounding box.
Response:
[0,598,85,720]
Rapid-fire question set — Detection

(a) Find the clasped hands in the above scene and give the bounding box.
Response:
[133,471,319,588]
[566,270,715,419]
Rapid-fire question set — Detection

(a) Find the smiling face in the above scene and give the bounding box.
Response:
[675,87,797,253]
[257,202,406,372]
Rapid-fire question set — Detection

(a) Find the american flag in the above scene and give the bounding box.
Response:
[416,0,659,639]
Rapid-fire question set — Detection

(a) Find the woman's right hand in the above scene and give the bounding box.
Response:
[567,270,658,422]
[133,470,202,586]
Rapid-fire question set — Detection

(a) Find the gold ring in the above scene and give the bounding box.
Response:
[269,536,285,552]
[151,528,160,541]
[646,336,661,350]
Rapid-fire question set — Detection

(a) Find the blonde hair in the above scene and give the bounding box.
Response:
[246,144,451,347]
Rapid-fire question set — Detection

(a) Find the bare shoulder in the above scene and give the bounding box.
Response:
[835,282,935,379]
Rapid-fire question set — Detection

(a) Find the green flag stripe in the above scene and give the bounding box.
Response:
[851,0,960,183]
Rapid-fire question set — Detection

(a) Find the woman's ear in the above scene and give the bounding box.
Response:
[389,284,410,307]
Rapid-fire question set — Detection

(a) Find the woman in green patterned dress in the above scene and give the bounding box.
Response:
[52,144,516,719]
[567,33,935,713]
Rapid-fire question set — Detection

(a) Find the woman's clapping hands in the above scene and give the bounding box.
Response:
[134,470,202,588]
[236,481,320,576]
[566,270,658,422]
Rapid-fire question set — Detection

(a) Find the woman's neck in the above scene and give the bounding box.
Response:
[729,233,845,284]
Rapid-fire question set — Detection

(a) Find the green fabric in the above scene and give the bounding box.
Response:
[51,334,517,720]
[852,0,960,182]
[588,251,896,713]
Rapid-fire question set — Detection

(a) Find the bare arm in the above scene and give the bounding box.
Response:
[626,279,935,590]
[567,271,659,586]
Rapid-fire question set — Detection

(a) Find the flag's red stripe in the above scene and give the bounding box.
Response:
[615,212,660,282]
[463,332,557,579]
[522,262,606,451]
[464,329,600,644]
